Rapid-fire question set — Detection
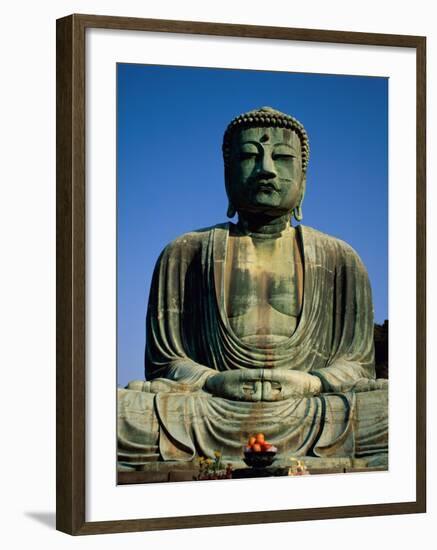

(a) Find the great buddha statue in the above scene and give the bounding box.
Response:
[118,107,388,469]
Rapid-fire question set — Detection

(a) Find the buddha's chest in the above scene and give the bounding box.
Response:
[224,232,303,343]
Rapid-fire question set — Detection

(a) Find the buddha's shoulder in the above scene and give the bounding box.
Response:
[161,223,227,256]
[301,225,365,264]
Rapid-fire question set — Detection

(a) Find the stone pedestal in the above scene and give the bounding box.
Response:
[117,456,386,485]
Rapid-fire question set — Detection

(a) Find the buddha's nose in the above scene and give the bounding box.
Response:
[257,154,276,178]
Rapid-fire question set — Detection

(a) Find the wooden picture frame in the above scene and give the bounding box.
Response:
[56,13,426,535]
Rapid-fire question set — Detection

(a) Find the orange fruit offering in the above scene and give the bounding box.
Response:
[245,433,276,453]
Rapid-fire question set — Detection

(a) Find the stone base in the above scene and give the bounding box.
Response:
[118,460,200,484]
[117,456,387,485]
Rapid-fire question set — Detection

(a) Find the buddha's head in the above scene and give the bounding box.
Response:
[222,107,310,221]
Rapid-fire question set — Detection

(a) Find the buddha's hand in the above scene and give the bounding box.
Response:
[204,369,266,401]
[262,370,323,401]
[203,369,322,401]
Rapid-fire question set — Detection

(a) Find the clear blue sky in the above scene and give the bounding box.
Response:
[117,64,388,386]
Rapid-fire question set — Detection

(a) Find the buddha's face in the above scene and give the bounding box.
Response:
[227,126,305,217]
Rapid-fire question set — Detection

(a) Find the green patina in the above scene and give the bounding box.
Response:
[118,107,388,467]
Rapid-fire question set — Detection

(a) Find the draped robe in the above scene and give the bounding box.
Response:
[118,223,388,464]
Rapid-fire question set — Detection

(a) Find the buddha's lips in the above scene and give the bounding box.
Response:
[255,181,280,192]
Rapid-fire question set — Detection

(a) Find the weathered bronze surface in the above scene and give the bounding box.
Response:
[118,106,388,467]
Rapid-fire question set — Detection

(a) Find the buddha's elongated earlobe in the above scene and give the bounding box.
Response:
[293,176,306,222]
[293,204,303,221]
[227,201,236,218]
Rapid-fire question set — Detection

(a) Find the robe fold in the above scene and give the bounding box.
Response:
[118,223,388,463]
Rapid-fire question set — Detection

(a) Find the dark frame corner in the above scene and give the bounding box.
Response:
[56,13,426,535]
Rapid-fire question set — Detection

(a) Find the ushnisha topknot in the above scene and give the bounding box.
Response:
[222,106,310,172]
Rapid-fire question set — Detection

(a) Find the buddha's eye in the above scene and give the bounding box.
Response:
[272,153,294,161]
[239,152,258,161]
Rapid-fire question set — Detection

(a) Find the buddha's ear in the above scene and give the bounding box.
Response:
[293,173,307,222]
[224,166,236,218]
[224,164,230,192]
[226,202,236,218]
[300,173,307,202]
